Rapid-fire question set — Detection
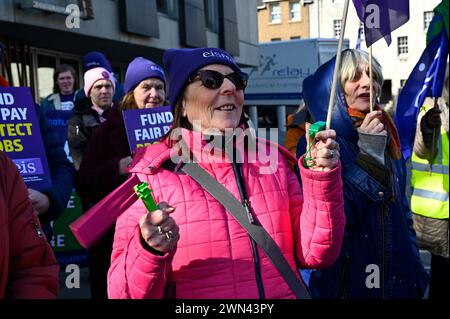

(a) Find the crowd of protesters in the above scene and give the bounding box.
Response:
[0,41,447,299]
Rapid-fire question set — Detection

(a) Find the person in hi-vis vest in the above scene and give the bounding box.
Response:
[411,66,449,300]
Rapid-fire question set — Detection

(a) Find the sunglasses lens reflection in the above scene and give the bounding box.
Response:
[197,70,247,90]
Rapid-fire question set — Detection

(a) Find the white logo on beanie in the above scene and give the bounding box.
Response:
[202,50,233,61]
[150,65,164,74]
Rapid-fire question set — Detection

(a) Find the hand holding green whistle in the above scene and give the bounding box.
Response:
[303,121,327,168]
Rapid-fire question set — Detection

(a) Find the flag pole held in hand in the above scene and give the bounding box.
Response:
[369,46,374,112]
[429,97,439,175]
[327,0,350,129]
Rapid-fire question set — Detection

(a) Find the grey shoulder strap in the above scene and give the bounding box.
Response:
[181,162,311,299]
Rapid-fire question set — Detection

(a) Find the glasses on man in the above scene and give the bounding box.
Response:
[189,70,248,91]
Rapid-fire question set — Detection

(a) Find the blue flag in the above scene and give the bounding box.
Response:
[352,0,409,47]
[394,31,448,160]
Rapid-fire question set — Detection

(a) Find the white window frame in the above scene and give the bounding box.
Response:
[289,1,301,21]
[269,3,281,23]
[333,19,342,38]
[397,36,408,55]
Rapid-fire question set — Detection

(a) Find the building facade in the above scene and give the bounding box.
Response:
[257,0,311,43]
[308,0,441,107]
[0,0,259,103]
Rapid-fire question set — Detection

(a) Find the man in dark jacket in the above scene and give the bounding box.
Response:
[67,67,115,170]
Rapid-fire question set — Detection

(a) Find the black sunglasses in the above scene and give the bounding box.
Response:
[188,69,248,90]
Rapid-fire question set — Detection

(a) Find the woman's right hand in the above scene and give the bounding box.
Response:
[358,111,387,135]
[305,122,340,171]
[139,201,180,253]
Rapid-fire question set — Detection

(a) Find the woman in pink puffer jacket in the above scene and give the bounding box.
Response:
[107,47,345,299]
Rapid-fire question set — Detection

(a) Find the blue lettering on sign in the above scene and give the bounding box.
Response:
[48,118,68,127]
[273,67,311,78]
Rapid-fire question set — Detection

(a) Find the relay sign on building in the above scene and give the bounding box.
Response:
[243,38,350,106]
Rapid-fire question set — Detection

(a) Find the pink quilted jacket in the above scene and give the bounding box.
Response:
[108,129,345,299]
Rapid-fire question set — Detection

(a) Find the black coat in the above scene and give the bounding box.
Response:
[75,104,130,210]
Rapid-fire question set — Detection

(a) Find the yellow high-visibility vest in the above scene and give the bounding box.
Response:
[411,107,449,219]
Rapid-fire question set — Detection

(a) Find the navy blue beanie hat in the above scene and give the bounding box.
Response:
[163,47,242,106]
[83,51,113,73]
[124,57,166,94]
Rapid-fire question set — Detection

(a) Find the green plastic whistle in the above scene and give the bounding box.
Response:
[134,182,158,213]
[308,121,326,140]
[303,121,327,168]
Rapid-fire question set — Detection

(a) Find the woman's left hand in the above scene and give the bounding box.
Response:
[28,188,50,215]
[306,122,340,171]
